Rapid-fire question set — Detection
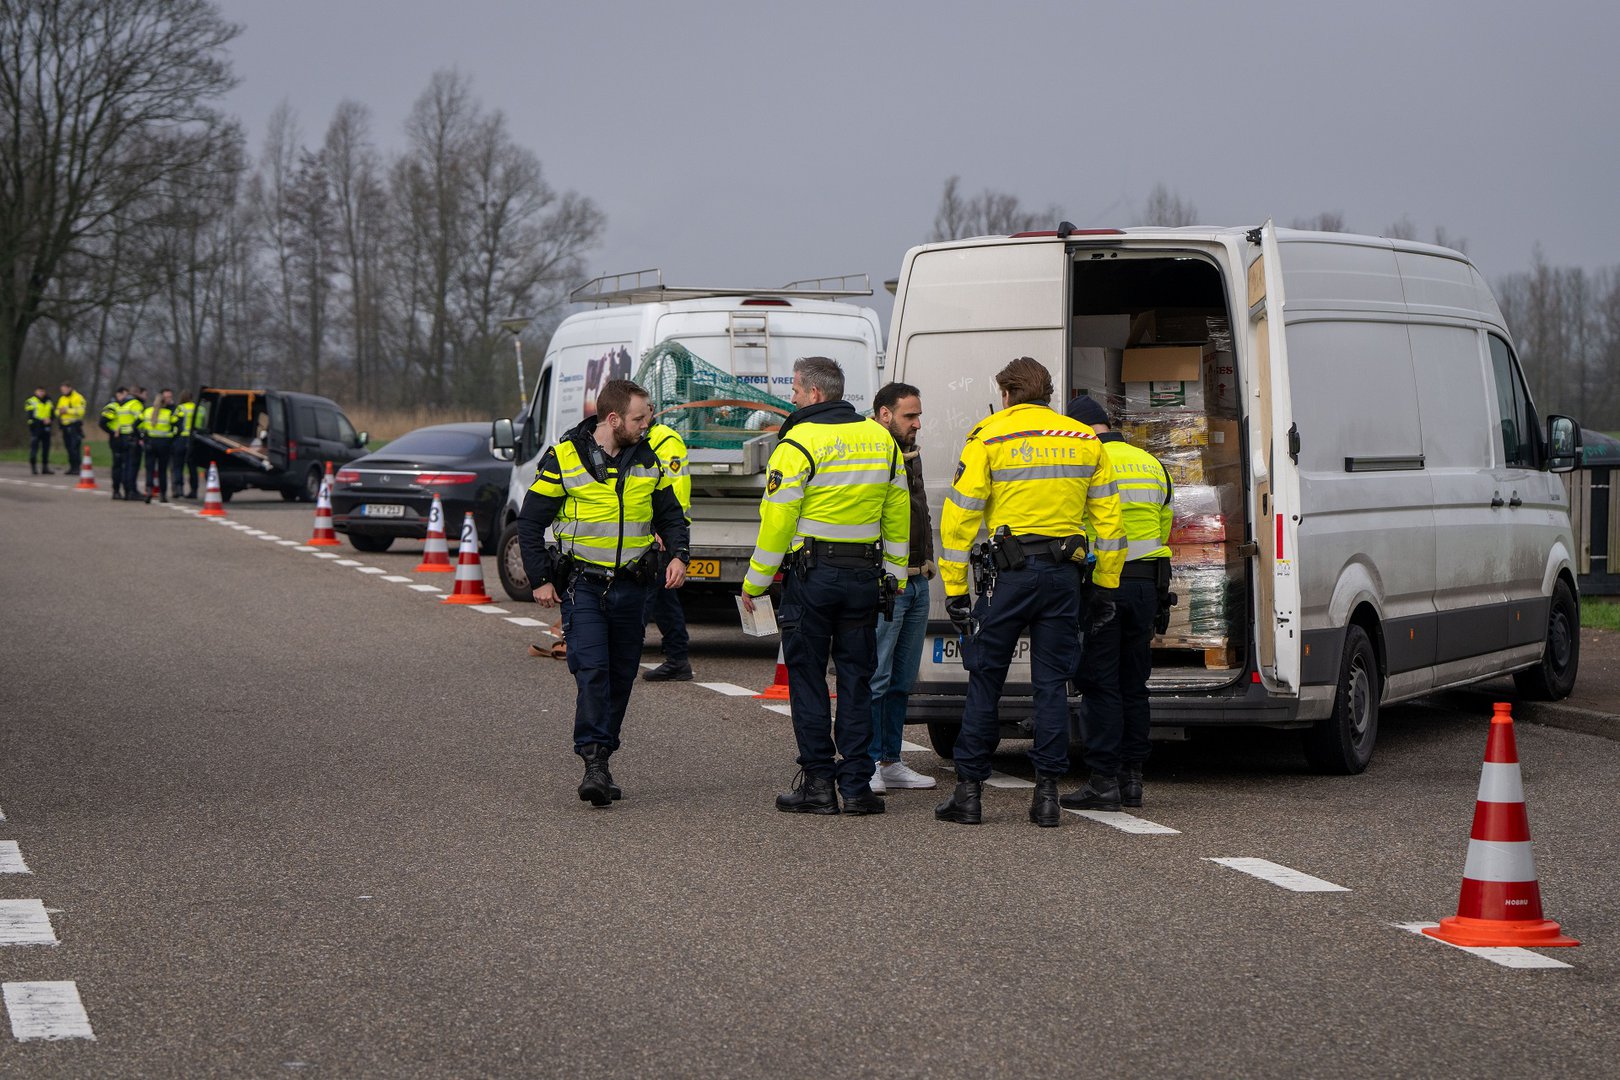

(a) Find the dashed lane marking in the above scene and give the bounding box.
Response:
[470,604,510,614]
[1206,857,1348,893]
[277,540,300,546]
[335,558,362,566]
[1065,809,1180,835]
[697,682,759,697]
[355,567,387,575]
[1393,922,1573,970]
[3,981,95,1041]
[900,740,930,754]
[762,703,793,716]
[984,772,1035,790]
[382,576,413,583]
[505,617,545,627]
[312,553,341,560]
[0,900,57,945]
[407,585,442,593]
[294,545,317,552]
[0,842,30,874]
[256,534,281,541]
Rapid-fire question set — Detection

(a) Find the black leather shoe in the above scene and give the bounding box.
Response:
[934,779,983,824]
[1029,776,1062,827]
[1059,773,1122,811]
[842,786,886,815]
[1118,766,1144,808]
[577,745,613,807]
[642,660,693,682]
[776,771,839,814]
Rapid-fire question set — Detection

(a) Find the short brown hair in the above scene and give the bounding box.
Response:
[596,378,649,421]
[995,357,1053,406]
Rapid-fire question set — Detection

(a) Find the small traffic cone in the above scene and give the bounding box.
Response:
[198,462,226,517]
[306,469,340,546]
[1423,702,1579,948]
[414,492,454,572]
[755,642,792,700]
[75,447,96,490]
[442,512,494,605]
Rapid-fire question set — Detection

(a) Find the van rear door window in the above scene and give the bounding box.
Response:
[297,405,318,438]
[316,408,340,443]
[1487,336,1538,468]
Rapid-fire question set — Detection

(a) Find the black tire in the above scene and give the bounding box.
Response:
[279,488,299,502]
[298,467,322,503]
[496,520,533,602]
[349,533,394,553]
[1513,579,1580,701]
[220,487,234,502]
[926,721,958,760]
[479,520,500,556]
[1303,624,1379,775]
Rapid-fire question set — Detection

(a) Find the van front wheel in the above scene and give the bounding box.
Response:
[496,521,532,602]
[1303,624,1378,775]
[1514,580,1580,701]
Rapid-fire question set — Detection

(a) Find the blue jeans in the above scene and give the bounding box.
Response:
[560,576,650,755]
[870,573,930,762]
[778,560,879,798]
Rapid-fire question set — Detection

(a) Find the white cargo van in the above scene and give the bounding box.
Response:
[491,269,885,599]
[887,223,1582,773]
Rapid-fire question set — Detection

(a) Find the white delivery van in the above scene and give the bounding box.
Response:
[491,269,885,598]
[888,222,1582,773]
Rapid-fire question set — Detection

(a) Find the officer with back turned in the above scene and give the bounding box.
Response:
[740,356,910,817]
[934,357,1126,827]
[515,379,690,808]
[24,386,53,474]
[140,388,179,503]
[640,418,695,682]
[100,387,130,499]
[171,390,198,499]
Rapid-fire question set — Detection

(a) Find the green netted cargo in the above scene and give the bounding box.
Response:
[633,341,794,450]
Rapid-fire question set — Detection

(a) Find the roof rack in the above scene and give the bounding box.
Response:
[570,268,872,307]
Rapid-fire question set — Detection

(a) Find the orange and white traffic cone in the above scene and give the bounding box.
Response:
[198,462,226,517]
[306,469,340,546]
[1423,702,1579,948]
[75,447,96,490]
[414,493,454,572]
[442,511,494,605]
[755,642,792,700]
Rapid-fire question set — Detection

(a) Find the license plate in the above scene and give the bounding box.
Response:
[932,635,1031,664]
[686,558,721,579]
[361,503,406,518]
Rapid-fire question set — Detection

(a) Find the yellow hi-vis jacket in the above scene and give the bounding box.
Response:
[55,390,86,424]
[25,395,52,424]
[646,423,691,514]
[743,399,910,596]
[174,400,196,436]
[940,402,1126,594]
[1096,434,1172,562]
[115,398,144,436]
[140,405,178,438]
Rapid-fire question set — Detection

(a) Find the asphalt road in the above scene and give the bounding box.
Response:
[2,465,1618,1078]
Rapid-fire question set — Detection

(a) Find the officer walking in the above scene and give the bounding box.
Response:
[171,390,198,499]
[867,381,937,794]
[140,388,179,503]
[120,386,147,499]
[740,356,910,817]
[24,386,54,473]
[641,419,695,682]
[934,357,1125,827]
[515,379,690,808]
[100,388,128,498]
[1060,396,1173,811]
[55,381,86,471]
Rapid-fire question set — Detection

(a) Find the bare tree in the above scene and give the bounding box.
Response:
[324,101,389,405]
[1384,215,1419,240]
[1141,183,1198,227]
[1290,211,1348,233]
[0,0,239,441]
[929,176,1058,241]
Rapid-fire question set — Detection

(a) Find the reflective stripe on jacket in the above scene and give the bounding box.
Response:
[1096,434,1172,562]
[115,399,144,436]
[646,423,691,514]
[528,437,670,569]
[55,391,86,424]
[25,396,52,424]
[140,406,178,438]
[174,400,196,436]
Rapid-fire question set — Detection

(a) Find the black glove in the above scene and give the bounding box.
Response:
[1087,587,1118,633]
[946,594,973,636]
[1154,590,1176,635]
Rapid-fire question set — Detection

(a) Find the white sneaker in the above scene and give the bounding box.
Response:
[868,766,887,795]
[879,760,937,790]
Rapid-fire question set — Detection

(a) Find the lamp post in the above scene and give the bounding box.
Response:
[499,316,532,409]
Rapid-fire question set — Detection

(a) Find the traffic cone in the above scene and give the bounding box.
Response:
[306,470,340,546]
[414,493,454,572]
[442,511,494,605]
[1423,702,1579,948]
[198,462,226,517]
[755,642,792,700]
[75,447,96,490]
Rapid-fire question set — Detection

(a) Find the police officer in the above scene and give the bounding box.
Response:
[934,357,1126,827]
[100,388,128,498]
[641,419,695,682]
[119,386,147,499]
[515,379,690,807]
[140,389,179,503]
[55,381,86,472]
[24,386,53,473]
[1060,396,1173,811]
[740,356,910,817]
[171,390,198,498]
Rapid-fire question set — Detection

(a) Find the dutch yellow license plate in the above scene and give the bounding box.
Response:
[686,558,721,579]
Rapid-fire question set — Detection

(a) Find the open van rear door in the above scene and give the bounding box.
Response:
[1246,222,1303,691]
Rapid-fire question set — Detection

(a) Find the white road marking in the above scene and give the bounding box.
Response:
[900,739,930,754]
[470,604,509,614]
[984,772,1035,790]
[761,703,794,716]
[408,585,442,593]
[0,900,57,945]
[257,534,281,541]
[697,683,759,697]
[3,981,95,1041]
[355,566,387,575]
[382,576,413,583]
[0,842,30,873]
[0,804,5,820]
[1065,809,1180,835]
[241,528,266,536]
[639,662,659,669]
[277,540,300,546]
[312,553,341,560]
[1395,922,1573,970]
[1206,857,1348,892]
[505,617,545,627]
[294,545,317,552]
[335,559,362,566]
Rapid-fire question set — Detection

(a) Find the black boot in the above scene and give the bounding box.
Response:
[842,784,886,816]
[577,745,613,807]
[1118,765,1144,808]
[1029,775,1062,827]
[934,779,983,825]
[776,771,839,814]
[642,659,693,682]
[1059,772,1122,811]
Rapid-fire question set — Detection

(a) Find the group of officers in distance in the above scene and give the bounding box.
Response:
[22,381,199,502]
[516,354,1174,825]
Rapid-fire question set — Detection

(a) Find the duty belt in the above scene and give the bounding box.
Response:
[1122,558,1170,581]
[1010,534,1076,561]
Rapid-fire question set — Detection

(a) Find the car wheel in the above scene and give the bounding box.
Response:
[220,488,234,502]
[1513,579,1580,701]
[496,520,532,602]
[299,467,322,503]
[279,488,299,502]
[1302,623,1379,774]
[349,534,394,553]
[926,721,958,761]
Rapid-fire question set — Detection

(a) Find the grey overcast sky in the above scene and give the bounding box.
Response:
[216,0,1618,323]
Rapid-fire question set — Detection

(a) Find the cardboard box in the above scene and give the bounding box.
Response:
[1122,344,1217,413]
[1070,346,1122,405]
[1160,452,1240,488]
[1072,315,1132,349]
[1121,416,1241,457]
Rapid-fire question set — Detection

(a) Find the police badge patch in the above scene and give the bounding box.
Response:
[668,456,683,473]
[766,468,783,495]
[953,460,965,483]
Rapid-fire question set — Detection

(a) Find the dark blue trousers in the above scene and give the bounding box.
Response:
[641,552,689,664]
[28,425,51,470]
[779,561,880,797]
[61,423,83,470]
[171,436,196,495]
[144,439,172,497]
[1077,576,1159,775]
[954,556,1082,781]
[561,575,650,755]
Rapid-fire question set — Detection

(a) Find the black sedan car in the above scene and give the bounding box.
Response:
[330,422,509,554]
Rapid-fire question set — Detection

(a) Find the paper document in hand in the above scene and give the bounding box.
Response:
[736,594,779,637]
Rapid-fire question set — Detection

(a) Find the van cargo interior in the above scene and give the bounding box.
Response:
[1069,252,1248,690]
[197,390,278,469]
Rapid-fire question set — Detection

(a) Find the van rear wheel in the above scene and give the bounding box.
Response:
[1303,624,1378,775]
[496,521,532,602]
[1513,579,1580,701]
[299,467,322,503]
[926,722,958,760]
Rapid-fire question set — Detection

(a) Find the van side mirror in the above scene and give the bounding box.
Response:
[492,417,516,454]
[356,430,369,448]
[1545,415,1580,473]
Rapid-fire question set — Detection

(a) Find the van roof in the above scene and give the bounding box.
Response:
[926,225,1475,264]
[570,268,873,307]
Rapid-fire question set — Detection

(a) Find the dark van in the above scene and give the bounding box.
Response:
[189,387,369,501]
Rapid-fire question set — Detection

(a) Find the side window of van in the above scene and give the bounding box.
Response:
[315,408,340,443]
[335,413,358,447]
[297,405,318,438]
[1487,336,1538,468]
